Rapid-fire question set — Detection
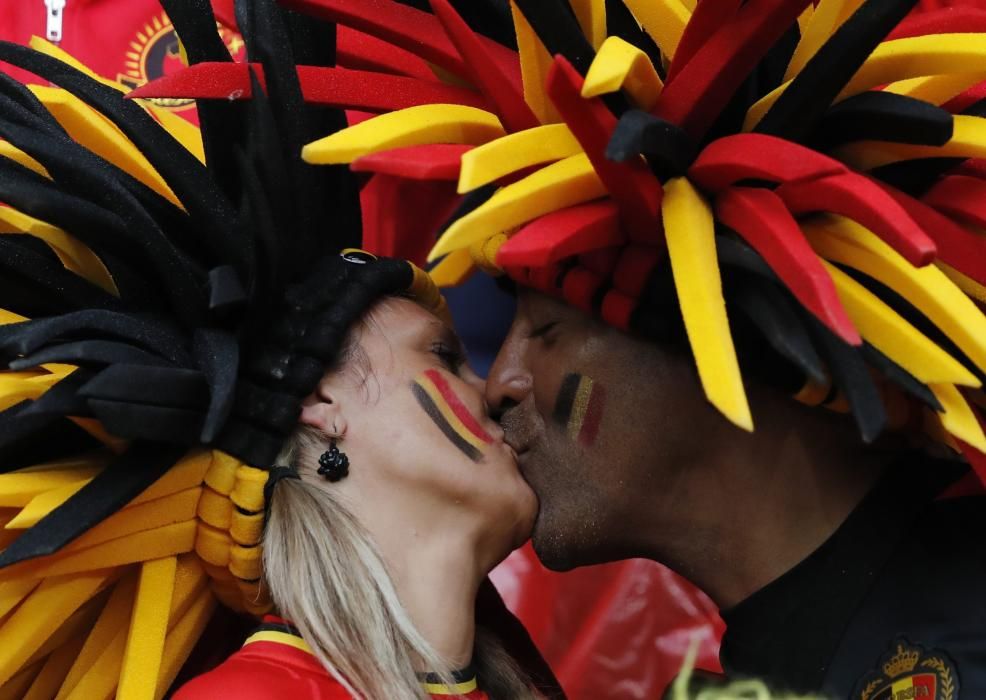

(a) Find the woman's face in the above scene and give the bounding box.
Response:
[301,298,537,568]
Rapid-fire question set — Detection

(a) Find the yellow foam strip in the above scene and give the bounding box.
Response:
[0,660,43,700]
[937,260,986,304]
[0,466,103,508]
[429,249,476,287]
[28,86,182,207]
[154,588,216,700]
[929,383,986,451]
[583,36,664,110]
[23,594,104,670]
[10,520,196,581]
[832,114,986,171]
[63,618,127,700]
[803,217,986,375]
[510,2,561,124]
[663,178,752,431]
[22,623,88,700]
[884,73,986,106]
[0,579,39,619]
[571,0,607,49]
[0,141,49,177]
[0,372,61,413]
[458,123,581,193]
[784,0,865,80]
[6,480,89,529]
[118,556,177,700]
[0,309,27,325]
[748,34,986,129]
[796,4,815,33]
[0,207,118,295]
[27,37,124,93]
[132,450,212,505]
[430,153,607,261]
[0,569,114,686]
[622,0,690,60]
[302,105,505,165]
[823,261,980,386]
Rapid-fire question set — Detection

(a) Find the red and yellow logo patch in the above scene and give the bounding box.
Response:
[855,639,958,700]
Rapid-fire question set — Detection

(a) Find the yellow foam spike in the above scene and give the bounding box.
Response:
[796,4,815,33]
[833,114,986,170]
[937,260,986,304]
[0,660,43,700]
[748,33,986,129]
[0,372,61,413]
[784,0,865,80]
[302,105,505,165]
[118,556,177,700]
[458,123,581,193]
[663,178,752,431]
[510,1,561,124]
[571,0,607,49]
[23,593,104,670]
[28,86,182,207]
[133,450,212,505]
[803,217,986,376]
[0,309,27,326]
[929,383,986,451]
[6,480,90,530]
[154,588,216,700]
[0,141,49,177]
[429,153,607,262]
[0,466,103,508]
[884,73,986,106]
[63,620,126,700]
[823,261,979,386]
[0,579,40,619]
[27,37,124,92]
[622,0,690,61]
[429,249,476,287]
[22,623,88,700]
[0,569,114,686]
[582,36,664,110]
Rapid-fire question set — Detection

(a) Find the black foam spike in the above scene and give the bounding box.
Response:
[861,343,943,412]
[816,91,954,149]
[79,365,210,407]
[9,340,175,371]
[194,328,240,443]
[607,109,696,177]
[511,0,596,76]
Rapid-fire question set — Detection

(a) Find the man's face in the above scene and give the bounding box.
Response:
[486,289,710,570]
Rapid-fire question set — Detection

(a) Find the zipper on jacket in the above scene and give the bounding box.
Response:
[44,0,66,42]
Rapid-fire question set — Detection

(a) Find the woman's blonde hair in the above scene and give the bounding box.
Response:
[263,303,536,699]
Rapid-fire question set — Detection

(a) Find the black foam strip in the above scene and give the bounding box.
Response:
[0,441,184,567]
[87,400,206,443]
[0,403,100,475]
[511,0,596,76]
[861,343,942,411]
[78,365,210,408]
[607,109,696,177]
[9,340,175,371]
[716,232,778,280]
[15,369,93,419]
[436,183,498,236]
[194,328,240,443]
[755,0,920,142]
[817,91,954,149]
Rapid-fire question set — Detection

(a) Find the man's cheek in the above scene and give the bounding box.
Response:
[550,373,607,448]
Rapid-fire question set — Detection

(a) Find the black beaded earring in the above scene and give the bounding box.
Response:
[317,439,350,482]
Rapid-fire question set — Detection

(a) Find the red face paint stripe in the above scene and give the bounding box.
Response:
[422,369,493,443]
[578,383,606,447]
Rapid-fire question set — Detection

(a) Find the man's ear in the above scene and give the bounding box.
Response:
[299,381,348,437]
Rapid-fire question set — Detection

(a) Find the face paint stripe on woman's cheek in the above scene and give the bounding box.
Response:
[553,373,606,447]
[411,375,483,462]
[422,369,493,444]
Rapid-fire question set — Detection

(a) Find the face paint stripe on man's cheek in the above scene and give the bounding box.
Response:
[411,375,483,462]
[553,373,606,447]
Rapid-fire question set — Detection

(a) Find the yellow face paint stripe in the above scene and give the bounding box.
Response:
[566,374,594,440]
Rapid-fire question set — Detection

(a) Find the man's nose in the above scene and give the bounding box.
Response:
[485,347,533,417]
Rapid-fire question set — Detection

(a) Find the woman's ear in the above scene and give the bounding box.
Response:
[299,380,348,437]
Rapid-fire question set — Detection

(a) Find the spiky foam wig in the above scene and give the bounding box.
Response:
[0,1,452,697]
[143,0,986,464]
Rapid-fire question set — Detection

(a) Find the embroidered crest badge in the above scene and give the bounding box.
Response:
[854,639,959,700]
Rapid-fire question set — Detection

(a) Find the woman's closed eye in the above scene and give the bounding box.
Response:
[431,340,465,373]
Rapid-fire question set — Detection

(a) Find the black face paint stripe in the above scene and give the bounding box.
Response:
[553,372,581,425]
[411,382,482,462]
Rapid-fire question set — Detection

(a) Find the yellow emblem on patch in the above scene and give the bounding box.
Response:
[854,639,958,700]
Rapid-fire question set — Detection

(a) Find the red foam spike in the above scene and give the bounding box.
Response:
[667,0,743,83]
[951,159,986,181]
[496,201,625,267]
[527,263,567,295]
[361,175,460,263]
[601,289,636,331]
[889,7,986,39]
[688,133,846,192]
[352,144,472,181]
[546,56,664,243]
[775,173,937,267]
[279,0,522,88]
[562,267,605,314]
[429,0,537,132]
[881,183,986,286]
[128,63,489,112]
[924,175,986,230]
[654,0,812,140]
[943,78,986,114]
[580,246,622,277]
[338,26,436,80]
[716,187,861,345]
[613,244,662,298]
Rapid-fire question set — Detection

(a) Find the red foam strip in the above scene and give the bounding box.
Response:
[128,63,489,112]
[429,0,538,132]
[562,267,605,314]
[613,245,662,298]
[951,159,986,181]
[688,133,846,192]
[279,0,522,87]
[580,246,622,278]
[423,368,494,443]
[601,289,635,331]
[775,173,937,266]
[361,175,460,262]
[654,0,812,140]
[889,7,986,39]
[546,56,664,243]
[496,201,625,267]
[527,263,567,294]
[667,0,743,83]
[924,175,986,229]
[716,187,861,345]
[943,78,986,114]
[881,183,986,286]
[338,26,436,80]
[352,144,472,181]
